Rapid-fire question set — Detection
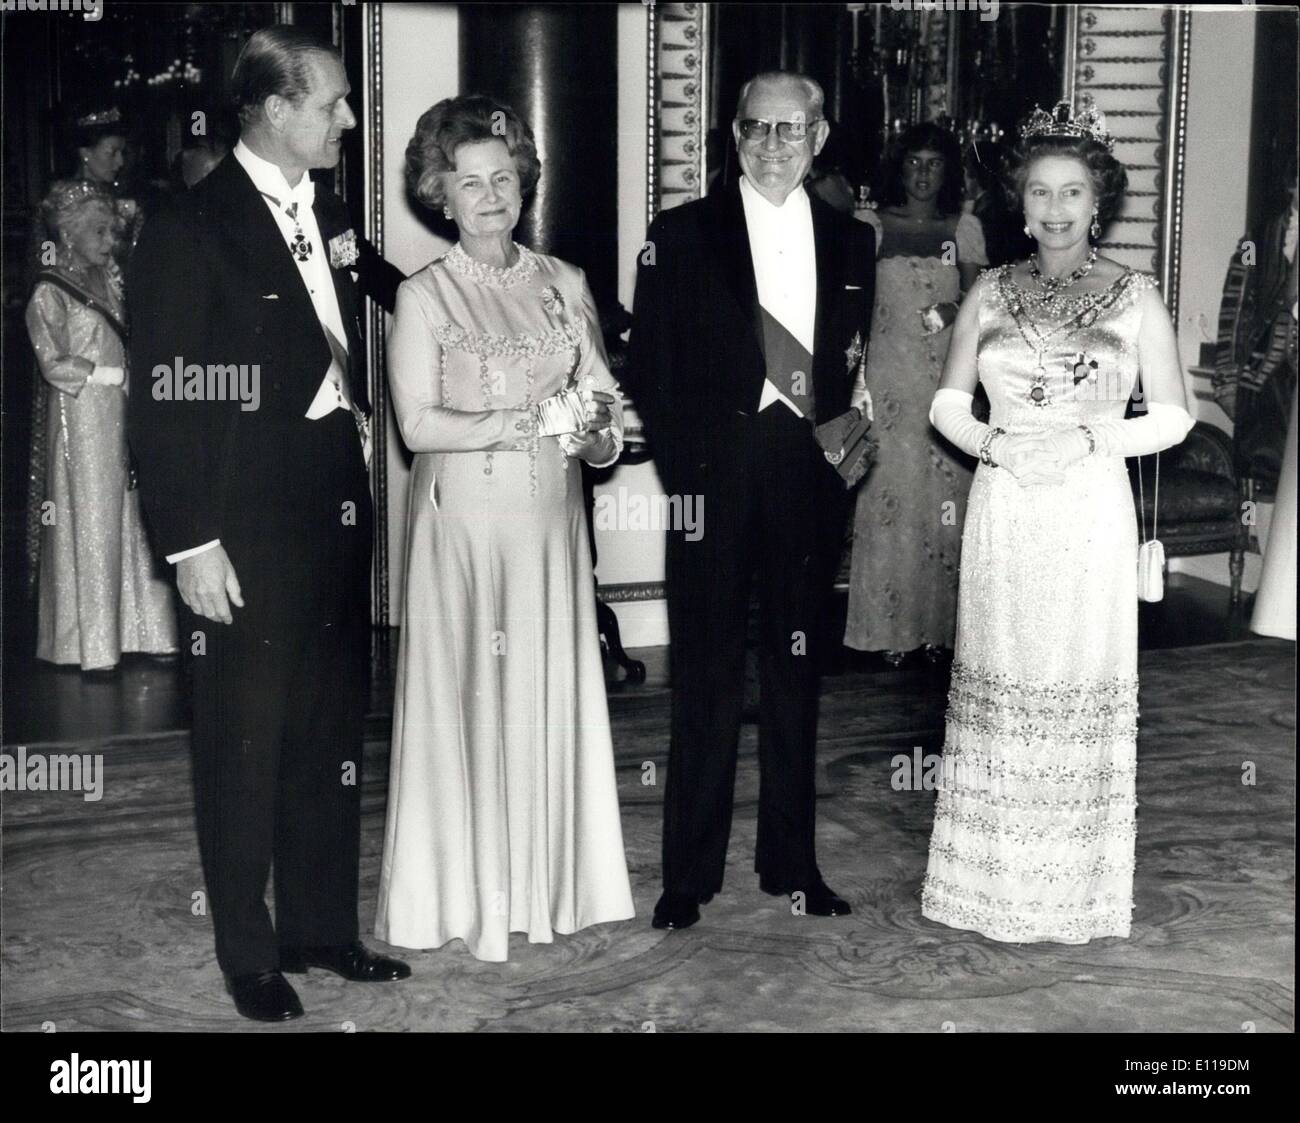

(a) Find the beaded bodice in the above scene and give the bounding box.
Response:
[412,244,601,495]
[976,264,1158,435]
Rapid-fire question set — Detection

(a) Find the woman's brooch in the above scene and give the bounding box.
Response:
[541,285,565,316]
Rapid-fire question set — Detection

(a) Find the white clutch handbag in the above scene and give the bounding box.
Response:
[1136,451,1164,602]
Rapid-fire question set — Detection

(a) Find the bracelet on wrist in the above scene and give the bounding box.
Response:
[1077,423,1096,455]
[978,426,1006,468]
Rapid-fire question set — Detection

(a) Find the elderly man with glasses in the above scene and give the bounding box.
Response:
[626,70,877,931]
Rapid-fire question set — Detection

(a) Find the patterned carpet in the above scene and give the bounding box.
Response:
[2,639,1293,1032]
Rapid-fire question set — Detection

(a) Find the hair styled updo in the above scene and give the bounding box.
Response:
[40,179,116,241]
[405,94,540,212]
[1002,133,1128,230]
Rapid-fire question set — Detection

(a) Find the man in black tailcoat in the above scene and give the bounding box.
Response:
[625,70,876,930]
[128,25,408,1020]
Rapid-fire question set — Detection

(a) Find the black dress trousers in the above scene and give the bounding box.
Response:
[184,410,373,977]
[661,404,845,898]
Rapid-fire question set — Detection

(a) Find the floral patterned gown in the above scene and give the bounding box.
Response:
[920,265,1158,943]
[25,268,177,669]
[844,209,987,652]
[375,243,635,962]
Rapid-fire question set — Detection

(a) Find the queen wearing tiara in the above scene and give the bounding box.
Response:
[919,102,1194,943]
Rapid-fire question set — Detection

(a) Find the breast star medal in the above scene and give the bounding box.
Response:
[845,331,865,373]
[1070,351,1100,385]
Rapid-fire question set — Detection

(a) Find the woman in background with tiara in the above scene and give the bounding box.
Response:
[920,103,1193,943]
[69,107,144,264]
[25,180,177,672]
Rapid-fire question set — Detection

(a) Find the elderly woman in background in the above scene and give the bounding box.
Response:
[374,95,635,962]
[921,103,1193,942]
[844,123,987,665]
[25,180,177,672]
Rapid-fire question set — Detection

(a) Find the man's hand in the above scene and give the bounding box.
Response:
[176,545,244,624]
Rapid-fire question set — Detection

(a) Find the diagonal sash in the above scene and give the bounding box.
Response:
[757,300,875,487]
[758,304,815,419]
[34,271,129,346]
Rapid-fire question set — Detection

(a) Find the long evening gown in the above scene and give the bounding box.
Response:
[25,269,177,669]
[844,209,986,652]
[921,265,1159,944]
[375,243,635,962]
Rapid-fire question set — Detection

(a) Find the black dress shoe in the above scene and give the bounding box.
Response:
[280,941,411,981]
[225,971,304,1022]
[759,877,853,917]
[651,891,701,930]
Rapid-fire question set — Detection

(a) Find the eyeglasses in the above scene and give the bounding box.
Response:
[737,117,823,143]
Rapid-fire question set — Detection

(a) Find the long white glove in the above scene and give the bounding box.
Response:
[929,387,998,458]
[930,387,1058,484]
[1084,401,1194,457]
[89,365,125,387]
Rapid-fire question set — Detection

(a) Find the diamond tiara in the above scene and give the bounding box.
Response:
[76,108,123,129]
[1021,100,1114,153]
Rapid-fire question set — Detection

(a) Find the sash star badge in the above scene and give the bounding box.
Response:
[845,331,865,373]
[328,229,359,270]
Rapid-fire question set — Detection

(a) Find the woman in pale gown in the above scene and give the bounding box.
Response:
[375,96,635,962]
[844,124,986,663]
[922,104,1193,943]
[25,180,177,671]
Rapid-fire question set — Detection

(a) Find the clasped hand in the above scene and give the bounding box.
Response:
[996,428,1090,487]
[533,387,615,437]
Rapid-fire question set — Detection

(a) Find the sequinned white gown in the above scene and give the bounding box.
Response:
[375,244,635,962]
[921,266,1158,944]
[25,271,178,669]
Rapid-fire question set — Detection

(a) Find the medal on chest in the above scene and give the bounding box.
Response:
[1028,357,1052,407]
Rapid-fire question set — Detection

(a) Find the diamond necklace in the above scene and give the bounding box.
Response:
[1004,266,1126,408]
[1029,244,1098,297]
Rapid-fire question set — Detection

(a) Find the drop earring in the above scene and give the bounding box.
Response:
[1090,211,1100,240]
[1024,224,1032,238]
[443,206,451,220]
